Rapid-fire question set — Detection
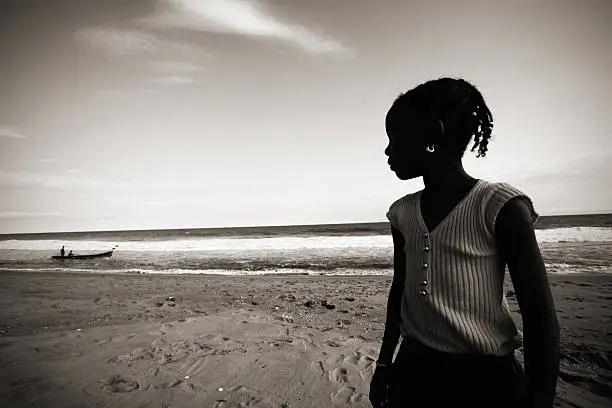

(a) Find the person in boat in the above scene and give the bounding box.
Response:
[370,77,559,408]
[68,250,74,257]
[60,246,65,258]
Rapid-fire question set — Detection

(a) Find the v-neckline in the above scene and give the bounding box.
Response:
[416,179,482,236]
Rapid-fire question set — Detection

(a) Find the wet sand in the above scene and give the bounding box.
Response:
[0,271,611,407]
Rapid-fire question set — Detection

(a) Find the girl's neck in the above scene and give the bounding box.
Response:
[422,162,476,194]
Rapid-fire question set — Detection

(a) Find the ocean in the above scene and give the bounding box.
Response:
[1,214,611,276]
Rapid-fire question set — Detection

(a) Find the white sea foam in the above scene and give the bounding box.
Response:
[0,267,393,276]
[536,227,612,243]
[0,264,608,275]
[544,263,610,274]
[0,227,610,252]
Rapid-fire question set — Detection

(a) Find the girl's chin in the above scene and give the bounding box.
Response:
[393,169,419,180]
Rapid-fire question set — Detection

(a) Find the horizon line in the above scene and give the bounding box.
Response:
[1,211,611,236]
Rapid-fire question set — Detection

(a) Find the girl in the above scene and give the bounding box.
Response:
[369,78,560,408]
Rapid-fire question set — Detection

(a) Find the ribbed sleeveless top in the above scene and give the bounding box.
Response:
[386,179,539,356]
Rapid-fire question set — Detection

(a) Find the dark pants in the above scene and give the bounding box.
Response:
[389,338,525,408]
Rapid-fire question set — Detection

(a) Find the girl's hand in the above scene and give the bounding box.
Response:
[369,365,392,408]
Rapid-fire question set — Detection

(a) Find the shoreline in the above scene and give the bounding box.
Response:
[0,267,610,278]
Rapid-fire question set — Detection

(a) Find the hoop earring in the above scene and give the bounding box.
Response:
[426,144,436,153]
[437,119,445,135]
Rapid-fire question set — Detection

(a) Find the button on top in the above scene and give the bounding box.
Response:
[420,279,428,286]
[424,246,430,252]
[422,263,429,269]
[423,232,429,238]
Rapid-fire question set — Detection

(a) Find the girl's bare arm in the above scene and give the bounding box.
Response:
[377,226,406,364]
[495,197,561,407]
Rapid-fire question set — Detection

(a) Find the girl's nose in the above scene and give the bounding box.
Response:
[384,145,390,156]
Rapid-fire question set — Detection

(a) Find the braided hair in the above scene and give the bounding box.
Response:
[388,78,494,158]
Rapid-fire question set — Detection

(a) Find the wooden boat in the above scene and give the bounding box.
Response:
[52,248,115,260]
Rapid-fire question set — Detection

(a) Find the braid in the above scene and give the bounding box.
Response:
[392,77,494,158]
[463,81,494,158]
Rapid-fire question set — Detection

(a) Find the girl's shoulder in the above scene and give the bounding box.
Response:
[477,178,521,191]
[477,179,535,202]
[386,190,422,228]
[477,179,539,228]
[389,189,421,207]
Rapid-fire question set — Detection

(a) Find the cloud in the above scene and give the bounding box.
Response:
[76,27,197,55]
[147,60,206,86]
[150,60,206,73]
[77,29,206,89]
[96,88,160,97]
[39,158,57,164]
[76,1,349,64]
[0,212,63,219]
[0,170,136,192]
[99,194,167,207]
[141,0,350,56]
[0,125,27,139]
[151,75,194,85]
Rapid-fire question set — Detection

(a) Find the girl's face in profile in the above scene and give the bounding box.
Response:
[385,111,433,180]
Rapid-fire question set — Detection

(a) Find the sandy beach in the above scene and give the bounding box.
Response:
[0,270,610,408]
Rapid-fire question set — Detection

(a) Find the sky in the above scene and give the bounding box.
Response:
[0,0,611,234]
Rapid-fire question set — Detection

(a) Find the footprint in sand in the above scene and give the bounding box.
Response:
[101,375,139,393]
[152,371,182,389]
[314,341,375,406]
[146,337,219,366]
[331,385,367,406]
[213,385,275,408]
[300,338,316,351]
[343,352,376,382]
[180,352,210,377]
[310,360,325,377]
[329,367,348,383]
[113,347,154,363]
[146,367,203,395]
[325,353,344,368]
